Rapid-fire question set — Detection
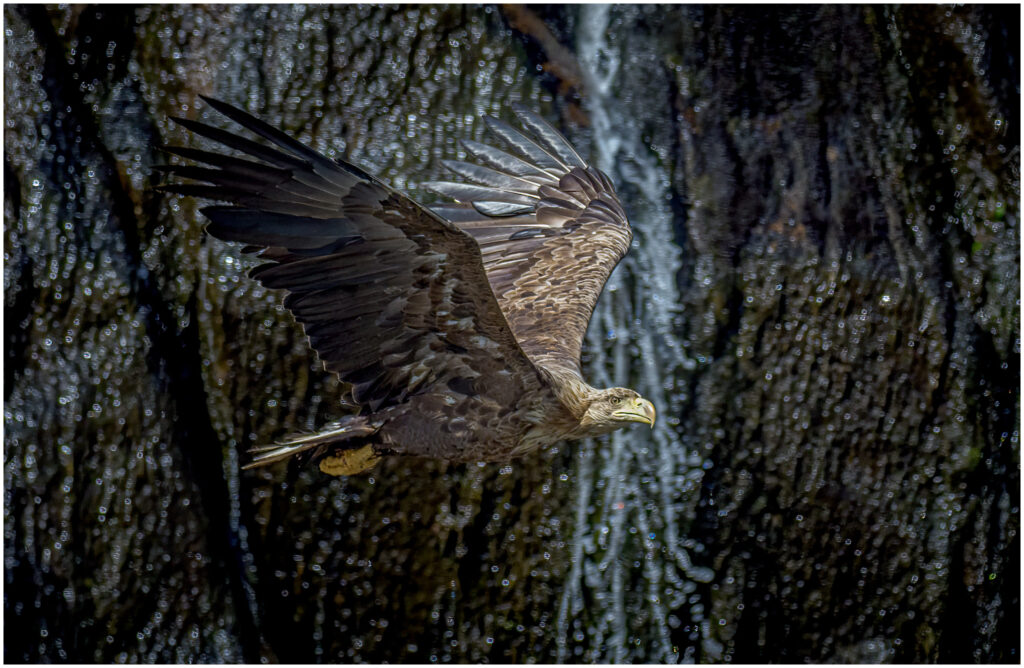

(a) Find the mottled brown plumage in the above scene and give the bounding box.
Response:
[156,97,655,475]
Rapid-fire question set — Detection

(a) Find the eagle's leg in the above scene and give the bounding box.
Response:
[318,444,381,476]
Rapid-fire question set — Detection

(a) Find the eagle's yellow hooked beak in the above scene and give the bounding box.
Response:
[613,397,657,428]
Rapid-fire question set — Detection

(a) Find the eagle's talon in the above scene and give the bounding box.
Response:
[318,445,381,477]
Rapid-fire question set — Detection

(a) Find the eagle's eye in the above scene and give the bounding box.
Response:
[611,397,622,405]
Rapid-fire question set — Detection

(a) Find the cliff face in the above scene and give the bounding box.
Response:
[4,5,1018,663]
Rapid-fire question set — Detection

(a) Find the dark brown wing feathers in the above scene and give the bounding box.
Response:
[424,107,632,376]
[158,98,631,429]
[157,97,543,414]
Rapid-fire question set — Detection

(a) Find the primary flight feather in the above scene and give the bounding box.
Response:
[156,97,655,476]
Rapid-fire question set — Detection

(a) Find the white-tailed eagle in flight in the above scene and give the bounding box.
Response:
[156,97,655,475]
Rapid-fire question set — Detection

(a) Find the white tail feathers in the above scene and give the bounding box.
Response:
[242,418,377,469]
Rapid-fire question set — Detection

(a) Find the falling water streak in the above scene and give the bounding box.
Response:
[555,447,593,661]
[552,4,711,663]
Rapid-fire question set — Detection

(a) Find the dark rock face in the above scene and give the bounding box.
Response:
[4,4,1017,663]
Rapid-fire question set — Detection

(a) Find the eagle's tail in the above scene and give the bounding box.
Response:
[242,416,380,475]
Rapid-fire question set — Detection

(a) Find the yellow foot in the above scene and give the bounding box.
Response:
[318,445,381,476]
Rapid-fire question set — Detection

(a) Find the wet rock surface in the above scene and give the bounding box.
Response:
[4,4,1018,662]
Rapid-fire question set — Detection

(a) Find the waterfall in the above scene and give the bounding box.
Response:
[554,5,716,664]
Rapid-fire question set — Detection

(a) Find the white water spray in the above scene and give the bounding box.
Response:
[554,5,715,663]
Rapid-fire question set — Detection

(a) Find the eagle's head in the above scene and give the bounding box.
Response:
[577,387,656,435]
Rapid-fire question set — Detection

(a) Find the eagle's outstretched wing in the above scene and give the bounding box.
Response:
[156,96,545,412]
[424,105,632,378]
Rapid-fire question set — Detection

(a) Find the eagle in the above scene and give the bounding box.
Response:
[156,97,655,476]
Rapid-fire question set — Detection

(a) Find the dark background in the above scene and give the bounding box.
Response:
[4,4,1019,663]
